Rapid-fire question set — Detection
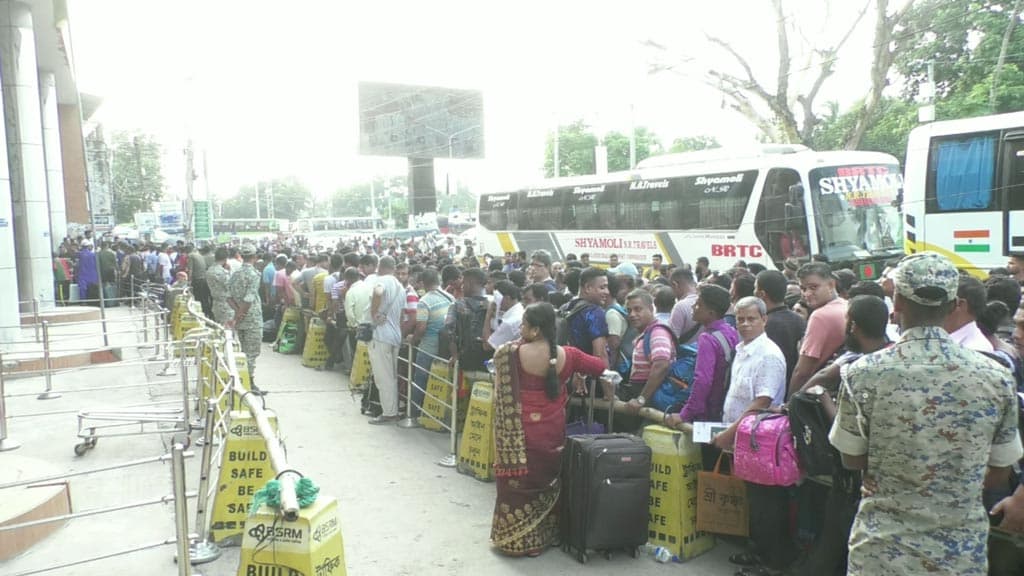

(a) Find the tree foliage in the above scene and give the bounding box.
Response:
[544,120,599,177]
[812,0,1024,161]
[602,127,663,171]
[111,131,165,223]
[669,135,721,153]
[220,176,312,220]
[646,0,918,149]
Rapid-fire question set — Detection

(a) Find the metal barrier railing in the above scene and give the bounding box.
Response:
[397,342,459,467]
[0,444,198,576]
[0,286,227,569]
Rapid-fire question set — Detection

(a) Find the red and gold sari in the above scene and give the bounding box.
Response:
[490,343,606,556]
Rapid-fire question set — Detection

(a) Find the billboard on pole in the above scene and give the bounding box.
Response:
[154,201,184,234]
[358,82,484,159]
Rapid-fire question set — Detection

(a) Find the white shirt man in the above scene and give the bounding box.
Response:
[722,331,788,423]
[488,301,524,350]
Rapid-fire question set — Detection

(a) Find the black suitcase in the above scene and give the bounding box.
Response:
[561,433,651,563]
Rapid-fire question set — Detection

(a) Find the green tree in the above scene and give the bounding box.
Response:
[438,184,476,214]
[602,127,663,171]
[330,183,375,218]
[812,98,917,163]
[544,120,599,177]
[812,0,1024,162]
[111,131,165,223]
[647,0,915,148]
[668,135,721,153]
[220,176,312,220]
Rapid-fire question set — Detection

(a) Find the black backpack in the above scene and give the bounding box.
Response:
[454,296,492,372]
[787,390,836,477]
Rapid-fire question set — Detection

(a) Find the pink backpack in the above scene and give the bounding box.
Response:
[733,412,803,486]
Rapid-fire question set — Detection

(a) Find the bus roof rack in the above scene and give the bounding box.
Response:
[636,144,811,169]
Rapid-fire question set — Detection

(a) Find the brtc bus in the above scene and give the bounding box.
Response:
[904,111,1024,276]
[476,145,903,278]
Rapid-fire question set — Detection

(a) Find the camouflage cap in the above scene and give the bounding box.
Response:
[239,244,257,257]
[893,251,959,306]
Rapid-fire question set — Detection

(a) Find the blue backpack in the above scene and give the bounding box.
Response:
[646,324,735,412]
[641,323,699,412]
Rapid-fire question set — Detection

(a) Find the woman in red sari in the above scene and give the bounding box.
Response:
[490,302,607,557]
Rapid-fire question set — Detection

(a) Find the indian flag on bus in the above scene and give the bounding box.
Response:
[953,229,991,253]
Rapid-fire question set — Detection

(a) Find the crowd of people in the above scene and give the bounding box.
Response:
[57,228,1024,575]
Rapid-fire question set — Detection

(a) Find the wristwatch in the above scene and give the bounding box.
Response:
[636,395,646,406]
[807,385,826,397]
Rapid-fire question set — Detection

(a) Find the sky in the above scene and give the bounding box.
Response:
[69,0,879,205]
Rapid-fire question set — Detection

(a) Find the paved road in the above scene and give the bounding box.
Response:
[0,312,740,575]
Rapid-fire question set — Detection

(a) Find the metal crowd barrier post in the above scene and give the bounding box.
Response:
[179,350,191,428]
[37,321,61,400]
[32,298,40,343]
[398,341,419,429]
[171,442,196,576]
[439,358,459,468]
[0,349,20,451]
[159,317,176,377]
[153,304,162,345]
[190,399,221,565]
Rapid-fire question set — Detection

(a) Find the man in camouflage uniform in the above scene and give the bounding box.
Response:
[227,244,263,387]
[830,252,1023,576]
[206,247,234,326]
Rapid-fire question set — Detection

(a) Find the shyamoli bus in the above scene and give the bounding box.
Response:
[476,145,904,279]
[904,111,1024,277]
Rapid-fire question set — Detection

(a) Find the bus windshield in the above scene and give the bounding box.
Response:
[809,164,903,261]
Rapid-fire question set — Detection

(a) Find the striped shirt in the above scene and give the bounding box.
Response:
[630,323,675,384]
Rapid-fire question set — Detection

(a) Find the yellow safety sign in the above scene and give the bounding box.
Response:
[210,410,278,545]
[457,381,495,481]
[312,271,328,314]
[276,307,302,342]
[301,318,328,369]
[642,425,716,561]
[237,496,346,576]
[418,360,453,431]
[349,341,372,390]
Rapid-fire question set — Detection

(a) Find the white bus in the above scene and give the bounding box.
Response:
[212,218,289,237]
[476,145,904,279]
[904,111,1024,276]
[292,217,384,234]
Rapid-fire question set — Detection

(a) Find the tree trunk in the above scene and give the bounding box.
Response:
[845,0,915,149]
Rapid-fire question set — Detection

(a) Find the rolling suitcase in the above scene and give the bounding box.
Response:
[561,433,651,563]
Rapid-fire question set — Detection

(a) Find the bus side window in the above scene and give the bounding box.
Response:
[506,195,520,231]
[1004,136,1024,212]
[754,168,806,264]
[597,185,620,229]
[926,133,998,212]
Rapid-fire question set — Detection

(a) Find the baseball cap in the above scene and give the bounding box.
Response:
[893,252,959,306]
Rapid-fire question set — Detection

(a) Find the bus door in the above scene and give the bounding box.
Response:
[1001,130,1024,255]
[754,168,809,266]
